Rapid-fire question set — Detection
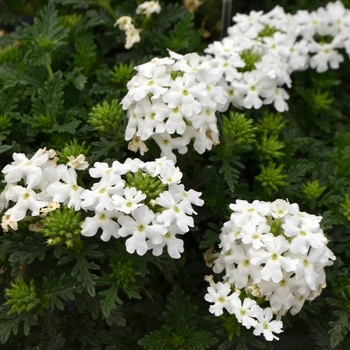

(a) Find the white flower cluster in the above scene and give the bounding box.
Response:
[114,1,161,49]
[205,199,336,340]
[205,1,350,112]
[0,148,204,258]
[121,51,228,161]
[205,279,283,341]
[121,1,350,158]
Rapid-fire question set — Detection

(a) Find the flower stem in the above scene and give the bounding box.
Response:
[45,62,54,80]
[97,0,117,20]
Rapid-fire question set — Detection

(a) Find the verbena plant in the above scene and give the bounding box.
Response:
[0,0,350,349]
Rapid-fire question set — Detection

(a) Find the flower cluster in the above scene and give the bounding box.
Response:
[121,50,228,160]
[0,148,203,258]
[121,1,350,158]
[205,1,350,112]
[205,279,283,341]
[114,1,161,49]
[205,199,336,340]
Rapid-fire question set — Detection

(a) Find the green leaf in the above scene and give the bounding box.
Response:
[8,235,49,269]
[71,253,99,297]
[22,2,69,66]
[199,223,221,249]
[153,3,188,29]
[104,307,126,327]
[0,306,37,344]
[100,284,123,318]
[151,12,203,55]
[65,67,87,90]
[140,286,217,349]
[0,143,12,154]
[31,71,64,121]
[73,31,97,74]
[218,158,242,193]
[42,272,80,311]
[0,307,22,344]
[329,310,350,348]
[51,118,81,134]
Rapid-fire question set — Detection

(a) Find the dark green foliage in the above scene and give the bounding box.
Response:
[0,0,350,349]
[139,286,218,349]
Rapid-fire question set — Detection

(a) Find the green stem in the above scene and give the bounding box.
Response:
[98,0,117,20]
[45,62,54,80]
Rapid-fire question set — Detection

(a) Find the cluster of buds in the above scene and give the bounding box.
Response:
[205,199,335,340]
[0,148,203,258]
[121,50,228,160]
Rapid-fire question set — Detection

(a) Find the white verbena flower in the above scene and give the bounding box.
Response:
[204,282,237,316]
[114,16,133,31]
[118,205,167,255]
[81,209,121,242]
[136,1,161,17]
[2,148,49,189]
[5,186,48,222]
[253,307,283,341]
[124,25,142,49]
[67,154,89,170]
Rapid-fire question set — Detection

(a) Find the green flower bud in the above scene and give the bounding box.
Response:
[221,314,241,341]
[0,44,19,64]
[88,99,124,133]
[340,195,350,221]
[0,114,12,133]
[256,134,285,160]
[58,139,90,163]
[5,279,48,315]
[239,49,260,72]
[302,180,326,200]
[256,162,289,196]
[39,206,82,252]
[221,112,257,148]
[170,70,184,80]
[110,63,135,87]
[60,13,82,30]
[256,112,287,135]
[258,25,277,38]
[311,89,333,112]
[125,169,167,207]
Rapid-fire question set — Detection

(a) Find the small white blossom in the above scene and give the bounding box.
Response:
[136,1,161,17]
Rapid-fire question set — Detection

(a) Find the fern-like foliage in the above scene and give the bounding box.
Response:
[139,286,218,350]
[42,271,81,311]
[21,2,69,66]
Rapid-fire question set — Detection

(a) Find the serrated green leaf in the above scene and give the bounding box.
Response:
[219,158,241,193]
[51,119,81,134]
[42,272,80,311]
[153,3,188,29]
[8,235,49,267]
[100,285,123,318]
[71,254,99,297]
[31,71,64,120]
[0,144,12,154]
[0,307,22,344]
[329,310,350,348]
[105,307,126,327]
[199,229,221,249]
[22,2,69,66]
